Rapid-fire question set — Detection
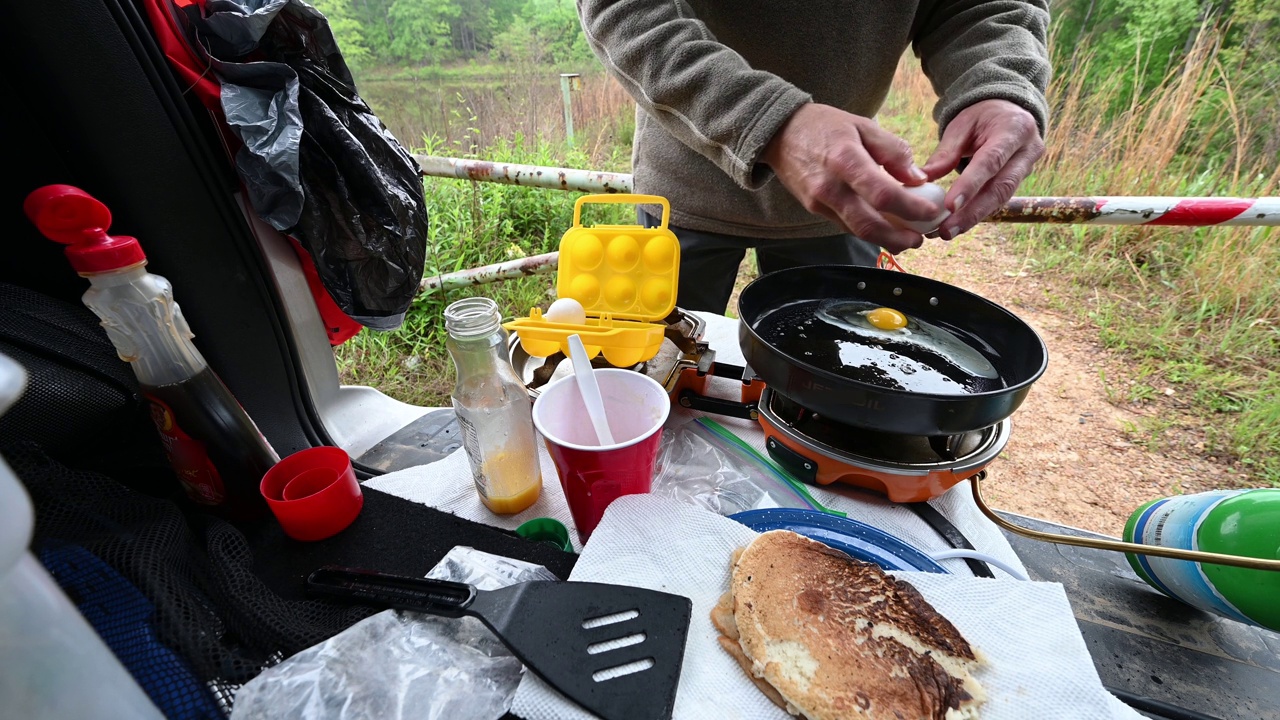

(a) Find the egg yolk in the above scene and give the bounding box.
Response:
[866,307,908,331]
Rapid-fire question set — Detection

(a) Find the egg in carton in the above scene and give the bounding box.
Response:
[505,194,680,368]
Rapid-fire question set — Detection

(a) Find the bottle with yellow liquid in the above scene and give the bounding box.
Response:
[445,297,542,514]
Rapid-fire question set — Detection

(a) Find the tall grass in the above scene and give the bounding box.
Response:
[887,32,1279,484]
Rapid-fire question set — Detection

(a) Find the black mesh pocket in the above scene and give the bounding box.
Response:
[12,445,377,710]
[0,282,168,489]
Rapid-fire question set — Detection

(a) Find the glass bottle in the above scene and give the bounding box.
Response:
[445,297,542,514]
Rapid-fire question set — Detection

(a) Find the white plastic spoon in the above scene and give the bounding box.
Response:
[566,334,615,446]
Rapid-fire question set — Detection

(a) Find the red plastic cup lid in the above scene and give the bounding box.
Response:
[260,447,362,542]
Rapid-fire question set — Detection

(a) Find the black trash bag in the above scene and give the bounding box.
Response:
[179,0,427,331]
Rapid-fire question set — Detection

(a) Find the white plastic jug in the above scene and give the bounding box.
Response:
[0,353,163,718]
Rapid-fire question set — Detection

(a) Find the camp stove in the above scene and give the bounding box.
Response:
[664,361,1009,503]
[753,387,1009,503]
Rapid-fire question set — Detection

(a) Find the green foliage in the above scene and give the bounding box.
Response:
[323,0,588,66]
[310,0,371,68]
[386,0,460,63]
[491,0,594,64]
[1051,0,1280,164]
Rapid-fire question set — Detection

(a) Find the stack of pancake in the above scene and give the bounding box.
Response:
[712,530,987,719]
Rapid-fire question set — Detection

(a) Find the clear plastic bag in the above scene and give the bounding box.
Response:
[230,547,557,720]
[651,418,824,516]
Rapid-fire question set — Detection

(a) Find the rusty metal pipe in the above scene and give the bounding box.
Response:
[414,154,631,194]
[414,155,1280,226]
[412,157,1280,293]
[419,252,561,295]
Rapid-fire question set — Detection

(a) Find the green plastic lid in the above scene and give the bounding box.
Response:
[516,517,574,554]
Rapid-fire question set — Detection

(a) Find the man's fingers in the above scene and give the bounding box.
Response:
[922,121,972,181]
[940,145,1040,239]
[942,128,1025,213]
[826,142,940,222]
[859,122,927,185]
[824,190,925,253]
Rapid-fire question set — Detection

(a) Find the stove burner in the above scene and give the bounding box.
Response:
[757,386,1010,502]
[765,390,991,465]
[509,308,710,397]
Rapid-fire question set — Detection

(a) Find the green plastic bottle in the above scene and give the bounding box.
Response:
[1124,489,1280,631]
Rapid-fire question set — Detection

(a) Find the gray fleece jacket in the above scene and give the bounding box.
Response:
[578,0,1050,239]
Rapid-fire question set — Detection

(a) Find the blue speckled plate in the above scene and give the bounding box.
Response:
[729,508,948,573]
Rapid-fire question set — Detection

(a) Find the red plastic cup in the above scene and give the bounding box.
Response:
[532,368,670,543]
[259,447,363,541]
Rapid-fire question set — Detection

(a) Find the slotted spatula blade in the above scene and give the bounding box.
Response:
[307,566,692,720]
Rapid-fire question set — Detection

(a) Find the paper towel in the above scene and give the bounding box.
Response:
[511,495,1142,720]
[365,440,586,550]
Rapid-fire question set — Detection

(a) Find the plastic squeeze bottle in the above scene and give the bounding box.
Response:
[24,185,279,521]
[1124,488,1280,631]
[444,297,542,514]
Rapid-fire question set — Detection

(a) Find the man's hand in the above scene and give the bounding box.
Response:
[761,104,944,253]
[922,99,1044,240]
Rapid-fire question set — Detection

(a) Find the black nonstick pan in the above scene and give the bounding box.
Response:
[737,265,1047,436]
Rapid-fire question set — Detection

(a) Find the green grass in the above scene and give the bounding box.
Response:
[1007,222,1280,486]
[334,133,632,406]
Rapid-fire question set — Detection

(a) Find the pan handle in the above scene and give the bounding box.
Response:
[307,566,478,618]
[969,474,1280,571]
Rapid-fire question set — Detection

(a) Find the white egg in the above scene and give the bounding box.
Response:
[545,297,587,325]
[884,182,951,234]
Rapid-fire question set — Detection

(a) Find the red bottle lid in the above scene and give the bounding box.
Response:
[23,185,147,274]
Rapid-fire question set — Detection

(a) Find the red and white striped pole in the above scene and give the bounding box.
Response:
[993,196,1280,226]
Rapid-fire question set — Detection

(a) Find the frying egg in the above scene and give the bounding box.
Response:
[544,297,587,325]
[817,299,999,380]
[865,307,907,330]
[884,182,951,234]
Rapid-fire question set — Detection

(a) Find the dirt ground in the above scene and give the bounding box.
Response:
[893,229,1253,536]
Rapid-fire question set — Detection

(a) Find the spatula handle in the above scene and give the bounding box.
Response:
[306,566,477,618]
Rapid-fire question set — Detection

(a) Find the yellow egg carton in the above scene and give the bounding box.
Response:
[505,194,680,367]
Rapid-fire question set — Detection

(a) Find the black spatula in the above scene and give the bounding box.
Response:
[307,566,691,720]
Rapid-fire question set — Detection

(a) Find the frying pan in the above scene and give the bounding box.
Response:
[737,265,1047,436]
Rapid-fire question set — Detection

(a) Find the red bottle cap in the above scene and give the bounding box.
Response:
[259,447,363,542]
[23,185,147,274]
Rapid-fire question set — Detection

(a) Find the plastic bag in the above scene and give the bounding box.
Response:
[651,418,823,516]
[229,547,558,720]
[179,0,428,330]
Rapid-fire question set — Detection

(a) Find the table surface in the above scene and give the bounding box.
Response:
[1002,513,1280,720]
[367,312,1280,720]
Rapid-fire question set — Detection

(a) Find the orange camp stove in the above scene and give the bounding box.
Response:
[754,386,1009,503]
[668,362,1008,503]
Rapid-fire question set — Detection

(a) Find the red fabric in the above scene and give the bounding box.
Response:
[141,0,220,109]
[139,0,365,346]
[284,236,365,345]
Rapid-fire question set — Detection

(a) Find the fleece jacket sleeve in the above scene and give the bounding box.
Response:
[576,0,812,190]
[913,0,1051,137]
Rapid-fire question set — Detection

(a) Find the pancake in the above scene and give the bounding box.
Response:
[719,530,985,720]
